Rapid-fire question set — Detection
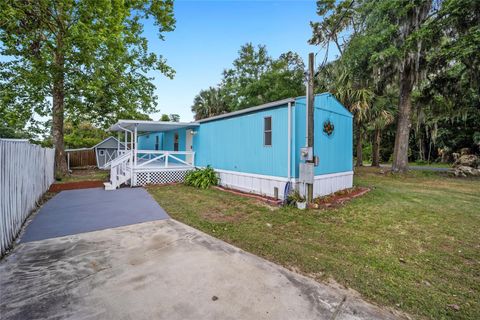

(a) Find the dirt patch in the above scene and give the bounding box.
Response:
[49,181,105,192]
[214,186,283,206]
[68,167,98,175]
[311,187,370,209]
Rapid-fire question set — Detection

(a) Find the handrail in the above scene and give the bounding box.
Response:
[111,151,131,166]
[109,151,132,188]
[136,150,194,155]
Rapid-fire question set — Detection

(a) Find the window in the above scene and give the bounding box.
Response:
[174,133,179,151]
[99,150,105,156]
[264,116,272,146]
[155,136,159,150]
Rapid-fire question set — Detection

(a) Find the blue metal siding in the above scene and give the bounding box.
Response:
[163,129,186,152]
[134,93,351,178]
[293,94,353,177]
[163,128,187,163]
[193,105,289,177]
[138,133,163,150]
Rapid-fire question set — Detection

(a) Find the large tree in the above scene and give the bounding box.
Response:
[0,0,175,175]
[221,44,305,111]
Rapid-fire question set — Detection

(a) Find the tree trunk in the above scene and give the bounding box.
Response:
[355,124,363,167]
[372,129,381,167]
[418,136,425,161]
[52,36,67,177]
[392,62,414,173]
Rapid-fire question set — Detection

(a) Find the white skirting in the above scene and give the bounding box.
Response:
[215,169,353,199]
[312,171,353,197]
[215,169,289,199]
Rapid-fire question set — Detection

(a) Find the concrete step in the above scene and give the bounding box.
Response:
[103,182,116,191]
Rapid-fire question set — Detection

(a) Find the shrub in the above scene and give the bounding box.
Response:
[184,166,218,189]
[286,190,305,206]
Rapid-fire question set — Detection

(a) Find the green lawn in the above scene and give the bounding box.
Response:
[148,168,479,319]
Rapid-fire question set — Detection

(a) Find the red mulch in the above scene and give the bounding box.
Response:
[49,180,105,192]
[214,186,283,206]
[310,187,370,209]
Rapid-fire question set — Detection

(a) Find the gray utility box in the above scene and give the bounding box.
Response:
[299,162,314,184]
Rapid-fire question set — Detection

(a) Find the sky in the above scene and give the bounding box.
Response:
[145,0,337,122]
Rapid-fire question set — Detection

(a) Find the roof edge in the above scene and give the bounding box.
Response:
[197,97,295,123]
[91,136,125,149]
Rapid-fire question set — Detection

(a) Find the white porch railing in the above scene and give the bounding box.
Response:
[135,150,195,168]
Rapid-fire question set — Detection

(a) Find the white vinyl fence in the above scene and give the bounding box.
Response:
[0,139,55,256]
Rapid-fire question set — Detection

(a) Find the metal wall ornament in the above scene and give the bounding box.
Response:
[323,119,335,136]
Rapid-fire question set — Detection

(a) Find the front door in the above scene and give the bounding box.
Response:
[185,130,194,164]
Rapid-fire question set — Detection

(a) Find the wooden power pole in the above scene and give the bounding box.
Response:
[306,52,315,203]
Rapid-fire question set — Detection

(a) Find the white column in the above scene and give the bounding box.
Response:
[117,132,120,156]
[134,125,138,167]
[124,130,127,151]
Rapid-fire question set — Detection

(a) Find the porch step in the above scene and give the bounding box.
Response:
[103,182,116,191]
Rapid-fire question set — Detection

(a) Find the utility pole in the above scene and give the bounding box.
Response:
[306,52,315,203]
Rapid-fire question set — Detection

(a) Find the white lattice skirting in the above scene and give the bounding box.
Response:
[216,169,354,199]
[132,169,192,186]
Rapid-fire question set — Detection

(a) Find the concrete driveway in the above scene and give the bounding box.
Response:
[0,189,401,320]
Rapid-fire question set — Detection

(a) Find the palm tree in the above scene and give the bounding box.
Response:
[331,68,373,167]
[191,87,227,120]
[365,87,397,166]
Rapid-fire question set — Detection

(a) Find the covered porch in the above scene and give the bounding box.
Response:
[106,120,200,189]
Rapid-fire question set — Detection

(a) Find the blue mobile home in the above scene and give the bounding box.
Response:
[108,93,353,198]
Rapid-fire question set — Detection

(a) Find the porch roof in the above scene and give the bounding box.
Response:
[109,120,199,132]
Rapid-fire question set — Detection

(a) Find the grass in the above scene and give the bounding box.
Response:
[56,169,109,183]
[147,168,480,320]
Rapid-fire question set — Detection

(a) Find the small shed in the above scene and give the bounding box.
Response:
[93,137,126,169]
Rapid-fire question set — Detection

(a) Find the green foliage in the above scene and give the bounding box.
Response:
[169,114,180,122]
[191,44,305,120]
[184,166,219,189]
[0,0,176,134]
[160,114,171,121]
[63,121,108,149]
[311,0,480,164]
[191,87,228,120]
[159,114,179,122]
[286,190,306,205]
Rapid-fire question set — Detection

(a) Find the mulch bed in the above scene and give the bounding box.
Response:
[310,187,370,209]
[214,186,283,206]
[213,186,370,208]
[49,180,105,192]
